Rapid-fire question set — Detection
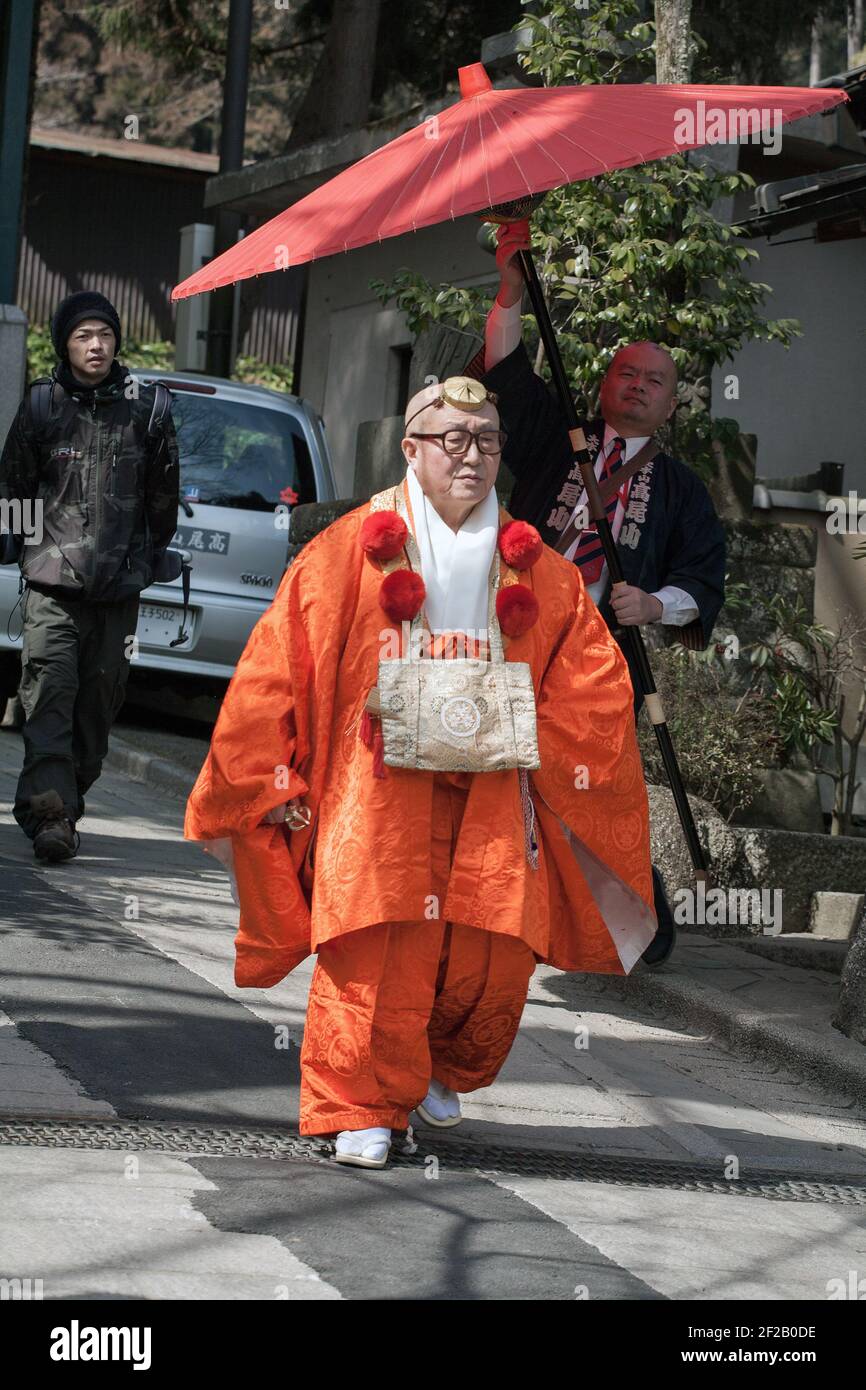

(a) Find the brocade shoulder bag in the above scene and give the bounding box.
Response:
[365,484,540,774]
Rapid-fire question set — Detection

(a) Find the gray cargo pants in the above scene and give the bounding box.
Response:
[13,587,140,837]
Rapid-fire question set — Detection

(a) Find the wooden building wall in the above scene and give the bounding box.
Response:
[17,144,301,367]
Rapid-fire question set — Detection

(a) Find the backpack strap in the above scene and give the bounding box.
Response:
[27,379,62,437]
[147,381,173,440]
[27,376,172,444]
[169,557,192,648]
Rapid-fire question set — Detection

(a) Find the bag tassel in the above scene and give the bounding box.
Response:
[371,721,386,779]
[359,704,386,779]
[519,768,539,871]
[359,707,374,748]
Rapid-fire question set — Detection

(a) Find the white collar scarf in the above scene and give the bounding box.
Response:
[405,465,500,636]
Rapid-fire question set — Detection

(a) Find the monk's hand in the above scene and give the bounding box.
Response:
[259,797,303,827]
[610,583,663,626]
[494,219,531,308]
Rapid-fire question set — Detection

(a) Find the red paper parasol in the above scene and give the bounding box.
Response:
[173,64,845,300]
[172,65,847,880]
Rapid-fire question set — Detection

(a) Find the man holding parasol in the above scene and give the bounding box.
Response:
[470,219,728,963]
[478,220,726,669]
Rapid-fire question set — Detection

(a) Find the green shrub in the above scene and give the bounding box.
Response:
[26,325,292,393]
[710,586,866,836]
[27,324,175,379]
[234,356,294,393]
[637,645,781,819]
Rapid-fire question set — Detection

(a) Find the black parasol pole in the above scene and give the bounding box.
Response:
[516,246,709,880]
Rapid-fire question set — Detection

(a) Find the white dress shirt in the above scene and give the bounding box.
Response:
[485,298,699,626]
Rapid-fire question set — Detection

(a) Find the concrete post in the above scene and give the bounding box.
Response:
[0,303,27,445]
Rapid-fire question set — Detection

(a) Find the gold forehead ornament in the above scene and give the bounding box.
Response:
[405,375,498,430]
[440,376,493,411]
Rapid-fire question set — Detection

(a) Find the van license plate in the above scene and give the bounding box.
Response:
[137,604,194,649]
[172,525,231,555]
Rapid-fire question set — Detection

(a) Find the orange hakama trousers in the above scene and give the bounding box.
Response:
[299,771,536,1135]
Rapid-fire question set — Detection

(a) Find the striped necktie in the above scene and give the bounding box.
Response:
[571,435,626,583]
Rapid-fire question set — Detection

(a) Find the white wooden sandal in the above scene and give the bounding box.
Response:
[415,1079,463,1128]
[334,1127,392,1168]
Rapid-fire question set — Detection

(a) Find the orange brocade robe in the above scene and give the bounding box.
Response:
[184,493,657,987]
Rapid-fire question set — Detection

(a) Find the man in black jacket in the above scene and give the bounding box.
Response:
[0,290,179,861]
[475,223,726,965]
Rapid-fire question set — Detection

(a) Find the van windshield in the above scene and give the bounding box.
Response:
[170,393,317,511]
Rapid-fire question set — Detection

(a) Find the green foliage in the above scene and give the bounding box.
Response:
[766,673,837,755]
[84,0,326,156]
[121,339,176,370]
[369,271,490,340]
[650,575,866,826]
[26,324,292,394]
[707,588,865,764]
[691,0,840,86]
[637,646,781,819]
[234,356,295,393]
[26,324,57,380]
[27,324,176,380]
[744,591,843,756]
[703,585,866,834]
[372,0,802,476]
[517,0,655,86]
[79,0,523,155]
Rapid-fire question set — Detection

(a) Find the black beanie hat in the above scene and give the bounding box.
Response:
[51,290,122,359]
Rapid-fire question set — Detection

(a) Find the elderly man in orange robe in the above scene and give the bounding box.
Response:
[185,375,656,1169]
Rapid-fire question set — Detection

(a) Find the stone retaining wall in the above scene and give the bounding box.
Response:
[650,785,866,934]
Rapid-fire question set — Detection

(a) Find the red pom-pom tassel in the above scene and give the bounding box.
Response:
[496,583,539,637]
[498,520,543,570]
[379,569,426,623]
[359,510,408,561]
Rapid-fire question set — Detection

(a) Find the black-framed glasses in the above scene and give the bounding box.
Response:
[409,428,507,456]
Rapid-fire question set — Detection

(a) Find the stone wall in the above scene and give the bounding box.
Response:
[650,785,866,934]
[719,518,818,641]
[835,898,866,1042]
[287,498,365,564]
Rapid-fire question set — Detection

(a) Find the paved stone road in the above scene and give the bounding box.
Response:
[2,729,865,1301]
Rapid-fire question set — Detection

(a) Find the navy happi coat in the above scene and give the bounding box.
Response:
[481,343,726,669]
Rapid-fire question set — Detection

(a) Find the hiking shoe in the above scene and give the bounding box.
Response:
[33,813,79,863]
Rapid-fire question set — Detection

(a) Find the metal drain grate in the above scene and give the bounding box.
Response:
[2,1115,865,1206]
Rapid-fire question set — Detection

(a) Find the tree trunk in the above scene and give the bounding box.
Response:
[655,0,695,83]
[809,17,823,85]
[848,0,865,63]
[842,687,866,836]
[286,0,382,150]
[831,727,846,836]
[251,0,381,387]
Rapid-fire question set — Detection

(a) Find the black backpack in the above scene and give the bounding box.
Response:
[27,376,173,444]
